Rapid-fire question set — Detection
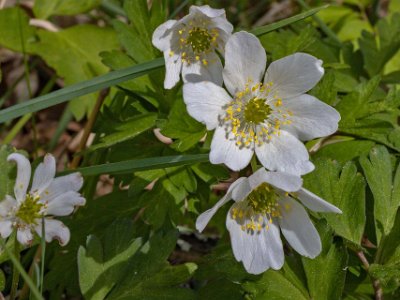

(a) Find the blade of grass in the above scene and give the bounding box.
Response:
[0,57,164,124]
[250,4,329,36]
[65,154,209,176]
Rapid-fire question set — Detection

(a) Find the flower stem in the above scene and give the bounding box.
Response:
[40,218,46,294]
[355,250,383,300]
[9,236,20,300]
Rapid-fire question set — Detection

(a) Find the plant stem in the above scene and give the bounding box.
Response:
[9,237,20,300]
[70,88,109,169]
[356,251,383,300]
[40,218,46,294]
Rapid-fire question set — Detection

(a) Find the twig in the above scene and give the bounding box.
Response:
[356,251,383,300]
[70,88,109,169]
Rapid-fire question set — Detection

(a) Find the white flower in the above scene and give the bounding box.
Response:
[152,5,233,89]
[0,153,85,246]
[196,168,341,275]
[183,31,340,175]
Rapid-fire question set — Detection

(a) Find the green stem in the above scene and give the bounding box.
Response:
[40,218,46,294]
[2,113,32,145]
[0,238,44,300]
[9,236,20,300]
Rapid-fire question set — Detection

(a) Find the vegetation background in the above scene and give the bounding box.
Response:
[0,0,400,299]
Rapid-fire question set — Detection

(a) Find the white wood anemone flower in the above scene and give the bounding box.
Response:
[152,5,233,89]
[196,168,341,275]
[0,153,85,246]
[183,31,341,175]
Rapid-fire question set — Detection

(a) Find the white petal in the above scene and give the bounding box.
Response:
[0,195,17,217]
[223,31,266,95]
[152,20,177,51]
[255,130,314,176]
[35,219,70,246]
[211,17,234,37]
[0,220,13,239]
[44,191,85,216]
[226,213,284,274]
[8,153,31,203]
[183,81,231,130]
[296,188,342,213]
[210,126,254,171]
[279,197,321,258]
[264,52,324,99]
[231,178,252,202]
[182,53,223,86]
[196,177,247,232]
[17,227,34,245]
[164,50,182,89]
[282,94,340,140]
[31,154,56,195]
[189,5,226,18]
[39,172,83,203]
[248,168,303,192]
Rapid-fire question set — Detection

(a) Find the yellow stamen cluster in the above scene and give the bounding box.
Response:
[222,80,293,148]
[230,183,282,234]
[15,194,44,225]
[176,20,219,65]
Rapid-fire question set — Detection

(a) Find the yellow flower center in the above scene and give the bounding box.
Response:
[187,27,212,53]
[222,80,293,149]
[230,183,282,233]
[244,97,272,124]
[16,194,43,225]
[172,19,220,66]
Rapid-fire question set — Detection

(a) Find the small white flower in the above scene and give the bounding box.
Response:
[196,168,341,275]
[152,5,233,89]
[0,153,85,246]
[183,31,340,175]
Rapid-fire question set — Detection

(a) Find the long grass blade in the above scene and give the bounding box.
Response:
[0,58,164,124]
[67,154,209,176]
[250,5,329,36]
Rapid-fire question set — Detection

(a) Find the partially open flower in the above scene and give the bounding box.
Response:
[0,153,85,246]
[196,168,341,274]
[183,31,340,175]
[152,5,233,89]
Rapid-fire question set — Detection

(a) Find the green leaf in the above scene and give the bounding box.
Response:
[313,140,375,164]
[33,0,101,19]
[106,229,185,299]
[379,210,400,265]
[0,57,164,124]
[88,113,157,151]
[336,76,381,124]
[0,145,18,200]
[303,159,366,244]
[162,98,207,152]
[369,263,400,292]
[302,221,348,300]
[359,13,400,76]
[78,219,143,300]
[71,154,209,176]
[243,269,309,300]
[360,146,400,242]
[0,7,36,52]
[250,5,329,36]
